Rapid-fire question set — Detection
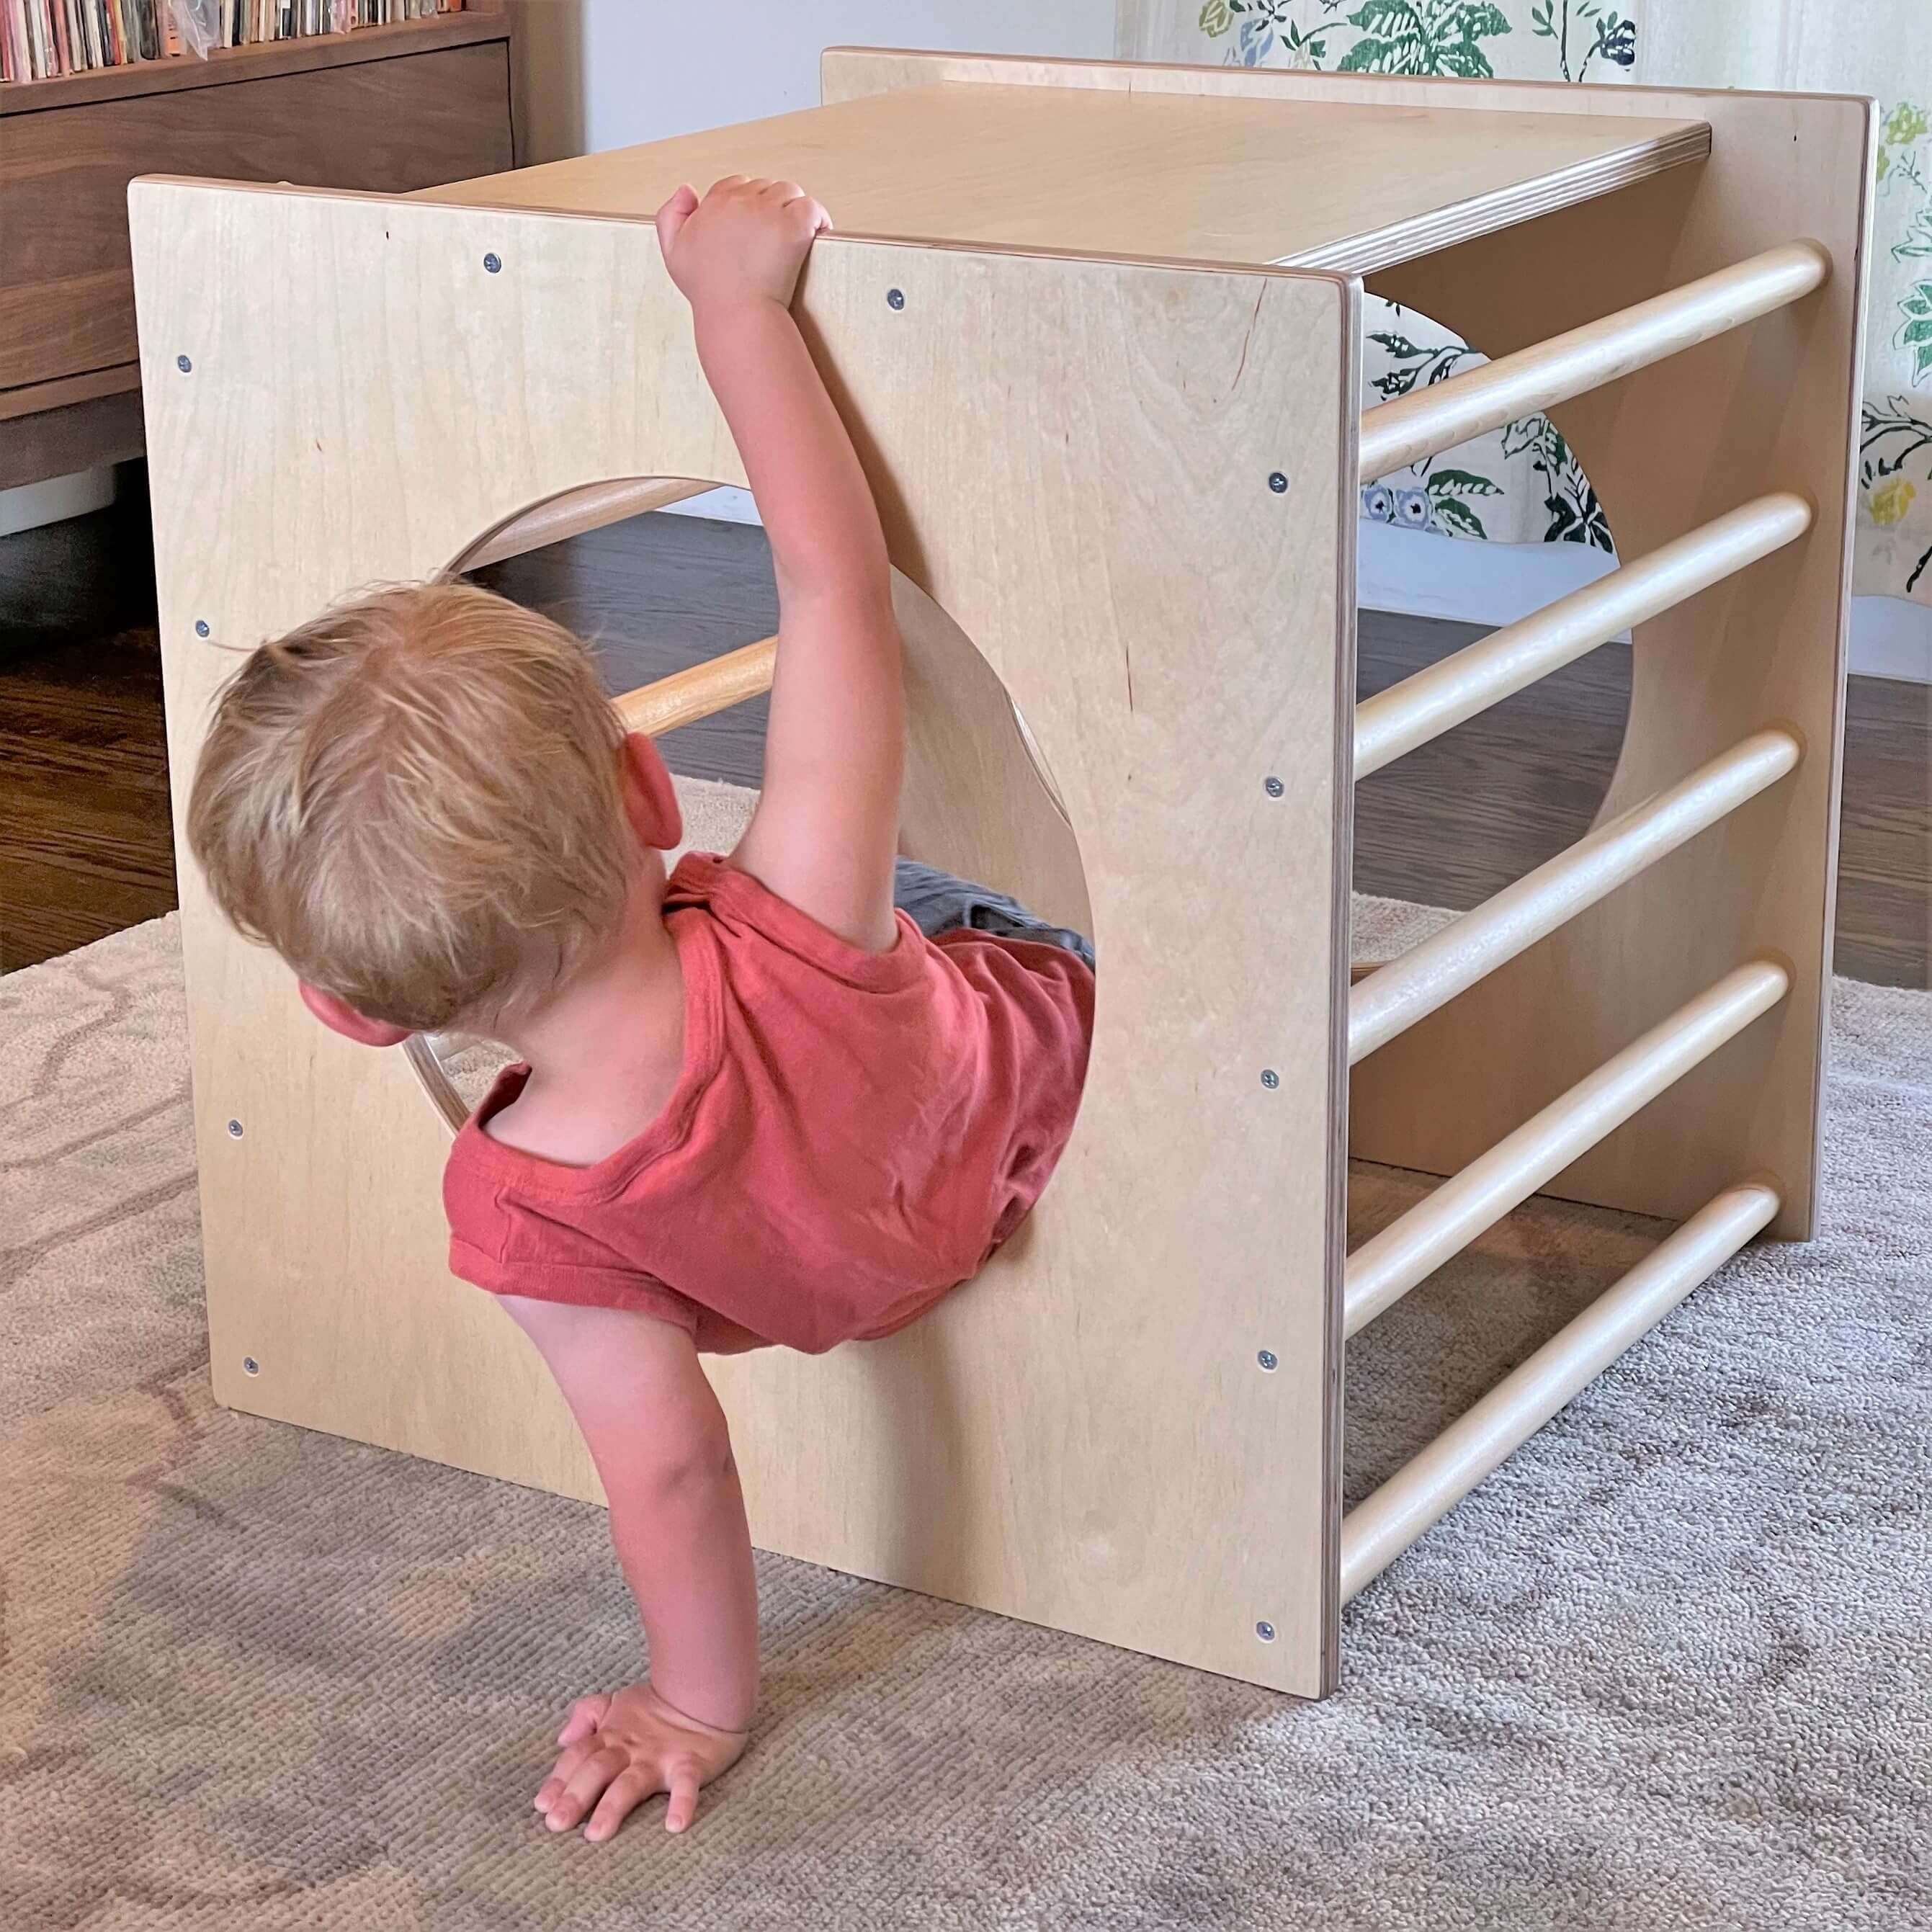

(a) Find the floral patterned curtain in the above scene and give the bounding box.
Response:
[1122,0,1932,607]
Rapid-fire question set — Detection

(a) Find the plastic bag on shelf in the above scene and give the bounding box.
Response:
[165,0,223,59]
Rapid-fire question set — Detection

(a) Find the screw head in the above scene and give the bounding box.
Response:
[483,252,502,274]
[176,354,193,373]
[1256,1620,1277,1642]
[1264,776,1284,798]
[242,1356,260,1376]
[227,1119,243,1138]
[1260,1069,1279,1090]
[194,619,210,638]
[1257,1349,1279,1372]
[886,287,905,310]
[1267,470,1288,494]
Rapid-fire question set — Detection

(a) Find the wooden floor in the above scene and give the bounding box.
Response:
[3,478,1926,987]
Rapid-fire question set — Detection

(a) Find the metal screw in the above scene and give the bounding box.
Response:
[483,252,502,274]
[1257,1349,1279,1372]
[1264,776,1284,798]
[227,1119,243,1137]
[176,354,193,373]
[1256,1620,1277,1642]
[194,620,210,638]
[243,1356,260,1376]
[886,287,905,310]
[1260,1070,1279,1090]
[1267,470,1288,494]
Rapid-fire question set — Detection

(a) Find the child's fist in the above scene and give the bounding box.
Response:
[534,1682,748,1840]
[656,176,831,316]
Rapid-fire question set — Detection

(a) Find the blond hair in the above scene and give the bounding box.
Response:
[187,581,630,1034]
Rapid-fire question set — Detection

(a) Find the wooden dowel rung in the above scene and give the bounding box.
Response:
[1343,959,1789,1337]
[614,635,779,738]
[1357,242,1830,483]
[1340,1180,1781,1601]
[1349,728,1802,1065]
[1352,493,1812,780]
[460,478,715,571]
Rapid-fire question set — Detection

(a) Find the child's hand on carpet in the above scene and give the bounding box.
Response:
[535,1683,748,1840]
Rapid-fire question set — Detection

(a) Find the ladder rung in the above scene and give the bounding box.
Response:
[614,635,779,738]
[1345,959,1789,1336]
[1349,729,1802,1065]
[1353,493,1812,780]
[1357,242,1830,483]
[1341,1181,1781,1601]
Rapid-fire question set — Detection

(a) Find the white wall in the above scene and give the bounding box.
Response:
[515,1,1117,162]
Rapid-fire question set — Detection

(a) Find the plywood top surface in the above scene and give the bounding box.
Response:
[421,82,1708,275]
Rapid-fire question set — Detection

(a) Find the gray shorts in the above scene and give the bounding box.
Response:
[893,859,1095,970]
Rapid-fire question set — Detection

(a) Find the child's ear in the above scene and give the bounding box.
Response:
[618,731,684,852]
[299,980,413,1048]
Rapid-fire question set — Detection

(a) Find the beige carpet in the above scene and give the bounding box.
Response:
[5,791,1930,1929]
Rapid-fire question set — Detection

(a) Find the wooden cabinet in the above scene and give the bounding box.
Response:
[0,12,516,489]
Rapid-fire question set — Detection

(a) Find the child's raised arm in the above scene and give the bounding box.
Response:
[657,179,904,952]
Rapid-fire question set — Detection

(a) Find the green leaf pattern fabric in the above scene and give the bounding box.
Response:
[1160,0,1932,605]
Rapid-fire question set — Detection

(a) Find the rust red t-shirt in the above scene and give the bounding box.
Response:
[442,852,1094,1354]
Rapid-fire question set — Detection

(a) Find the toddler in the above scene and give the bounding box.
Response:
[186,178,1094,1841]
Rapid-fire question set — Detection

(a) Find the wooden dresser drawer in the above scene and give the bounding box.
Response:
[0,39,514,396]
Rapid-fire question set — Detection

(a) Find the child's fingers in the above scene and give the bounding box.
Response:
[653,185,698,255]
[582,1766,657,1843]
[769,179,831,234]
[663,1759,704,1834]
[540,1735,600,1800]
[558,1693,612,1745]
[545,1746,627,1832]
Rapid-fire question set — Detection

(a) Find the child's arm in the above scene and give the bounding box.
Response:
[657,179,904,953]
[499,1295,756,1838]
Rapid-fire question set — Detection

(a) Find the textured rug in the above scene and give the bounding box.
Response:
[4,783,1930,1931]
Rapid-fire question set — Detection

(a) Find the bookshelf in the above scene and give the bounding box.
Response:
[0,5,517,491]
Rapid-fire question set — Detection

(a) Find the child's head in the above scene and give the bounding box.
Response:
[188,581,681,1041]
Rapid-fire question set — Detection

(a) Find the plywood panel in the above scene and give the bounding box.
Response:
[421,80,1704,276]
[131,179,1354,1695]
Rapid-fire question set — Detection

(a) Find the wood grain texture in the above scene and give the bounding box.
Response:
[1,42,514,394]
[131,179,1356,1695]
[0,473,171,972]
[822,50,1868,1237]
[0,9,509,115]
[421,80,1706,277]
[0,362,140,424]
[1346,83,1872,1241]
[611,633,776,738]
[0,386,146,491]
